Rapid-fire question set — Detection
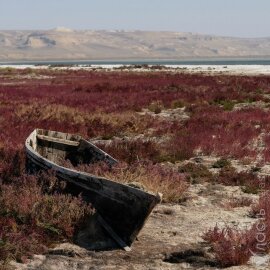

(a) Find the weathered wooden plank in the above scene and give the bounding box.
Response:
[79,139,118,166]
[37,134,79,146]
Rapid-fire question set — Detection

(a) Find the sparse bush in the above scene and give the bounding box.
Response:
[171,99,186,108]
[221,100,236,111]
[205,190,270,267]
[178,162,214,183]
[160,132,196,162]
[97,138,161,164]
[218,166,261,194]
[202,226,253,267]
[250,190,270,218]
[0,147,25,182]
[148,100,164,114]
[0,174,94,263]
[212,158,231,168]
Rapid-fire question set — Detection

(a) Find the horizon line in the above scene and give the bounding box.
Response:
[0,27,269,39]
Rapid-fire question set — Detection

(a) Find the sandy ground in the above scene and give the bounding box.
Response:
[11,182,269,270]
[1,64,270,75]
[164,65,270,75]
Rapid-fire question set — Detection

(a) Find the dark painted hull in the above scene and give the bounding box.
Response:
[25,129,161,248]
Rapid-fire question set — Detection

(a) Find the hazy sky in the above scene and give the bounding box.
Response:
[0,0,269,37]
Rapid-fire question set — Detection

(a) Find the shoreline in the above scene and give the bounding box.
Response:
[1,64,270,75]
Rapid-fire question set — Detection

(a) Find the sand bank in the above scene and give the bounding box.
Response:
[1,64,270,75]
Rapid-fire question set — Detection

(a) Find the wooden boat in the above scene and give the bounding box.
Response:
[25,129,161,250]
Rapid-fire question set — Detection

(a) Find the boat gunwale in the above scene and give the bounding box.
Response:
[25,129,161,199]
[35,128,118,165]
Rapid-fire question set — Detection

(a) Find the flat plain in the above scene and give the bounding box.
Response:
[1,67,270,269]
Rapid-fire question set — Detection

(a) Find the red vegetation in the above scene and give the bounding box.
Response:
[96,139,161,164]
[1,68,270,265]
[204,190,270,267]
[0,173,94,263]
[203,226,253,267]
[1,69,270,160]
[218,167,261,194]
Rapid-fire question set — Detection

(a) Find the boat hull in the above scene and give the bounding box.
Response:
[25,129,161,247]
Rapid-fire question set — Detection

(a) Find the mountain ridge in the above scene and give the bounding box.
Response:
[1,29,270,61]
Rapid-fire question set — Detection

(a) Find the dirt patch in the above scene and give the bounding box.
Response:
[163,248,217,268]
[12,182,264,270]
[139,107,190,122]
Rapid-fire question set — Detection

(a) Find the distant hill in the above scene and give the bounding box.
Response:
[0,29,270,61]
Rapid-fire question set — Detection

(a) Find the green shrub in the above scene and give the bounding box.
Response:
[178,162,214,184]
[212,158,231,168]
[171,99,186,109]
[221,100,235,111]
[148,100,164,114]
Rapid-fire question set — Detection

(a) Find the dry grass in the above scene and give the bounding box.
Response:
[15,104,155,139]
[178,162,214,184]
[74,161,188,203]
